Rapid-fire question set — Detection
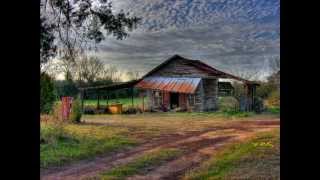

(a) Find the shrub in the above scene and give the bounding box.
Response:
[266,90,280,108]
[253,97,264,113]
[256,82,277,99]
[218,96,239,112]
[70,99,82,123]
[40,73,56,113]
[40,122,68,145]
[51,102,64,122]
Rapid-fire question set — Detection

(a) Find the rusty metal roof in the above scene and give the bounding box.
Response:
[135,77,201,94]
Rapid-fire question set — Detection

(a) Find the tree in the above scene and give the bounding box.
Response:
[270,57,280,73]
[40,73,56,113]
[268,57,280,89]
[100,65,121,82]
[40,16,57,66]
[40,0,141,64]
[73,55,104,84]
[126,70,140,81]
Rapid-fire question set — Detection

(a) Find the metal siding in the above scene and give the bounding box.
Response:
[135,77,201,94]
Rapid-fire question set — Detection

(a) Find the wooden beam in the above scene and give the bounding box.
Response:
[106,91,109,105]
[142,93,144,112]
[131,88,134,108]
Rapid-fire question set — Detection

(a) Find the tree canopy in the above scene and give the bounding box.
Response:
[40,0,141,65]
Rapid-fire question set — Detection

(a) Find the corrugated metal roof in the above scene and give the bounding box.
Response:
[135,77,201,94]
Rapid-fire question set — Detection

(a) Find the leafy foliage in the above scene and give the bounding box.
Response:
[41,0,141,62]
[40,73,57,113]
[54,80,79,98]
[70,98,82,123]
[40,16,57,65]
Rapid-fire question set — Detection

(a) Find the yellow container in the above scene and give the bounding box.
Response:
[108,104,123,114]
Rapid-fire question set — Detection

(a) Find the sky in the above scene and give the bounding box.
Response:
[90,0,280,81]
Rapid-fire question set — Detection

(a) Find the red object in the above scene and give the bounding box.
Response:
[61,97,73,120]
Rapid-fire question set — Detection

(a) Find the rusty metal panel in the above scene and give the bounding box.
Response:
[135,77,201,94]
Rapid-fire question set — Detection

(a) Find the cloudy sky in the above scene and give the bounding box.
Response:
[93,0,279,81]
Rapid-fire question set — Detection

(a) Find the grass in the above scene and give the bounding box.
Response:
[40,122,137,168]
[83,97,147,108]
[266,106,280,114]
[183,129,280,180]
[99,148,181,179]
[41,112,279,170]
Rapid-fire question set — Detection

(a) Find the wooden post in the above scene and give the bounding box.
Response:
[97,90,100,109]
[142,94,144,112]
[245,84,254,111]
[106,91,109,106]
[131,87,134,108]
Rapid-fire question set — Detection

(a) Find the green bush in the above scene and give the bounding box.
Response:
[70,99,82,123]
[218,97,239,112]
[256,82,277,99]
[40,121,69,145]
[266,90,280,108]
[253,97,264,113]
[40,73,56,113]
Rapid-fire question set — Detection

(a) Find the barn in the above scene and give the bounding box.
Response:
[134,55,258,112]
[79,54,258,113]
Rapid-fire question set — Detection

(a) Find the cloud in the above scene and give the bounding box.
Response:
[90,0,280,81]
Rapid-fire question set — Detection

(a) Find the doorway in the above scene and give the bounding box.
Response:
[170,92,179,109]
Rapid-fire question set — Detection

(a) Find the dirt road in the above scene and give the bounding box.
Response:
[41,119,279,180]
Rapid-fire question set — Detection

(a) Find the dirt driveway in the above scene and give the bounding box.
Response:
[41,114,279,180]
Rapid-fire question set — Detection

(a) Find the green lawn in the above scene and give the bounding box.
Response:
[40,122,137,168]
[83,97,148,108]
[183,129,280,180]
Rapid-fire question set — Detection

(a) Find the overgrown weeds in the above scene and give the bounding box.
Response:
[40,118,136,168]
[183,129,280,180]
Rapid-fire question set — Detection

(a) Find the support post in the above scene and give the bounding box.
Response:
[142,94,144,112]
[97,90,100,109]
[245,84,254,111]
[131,87,134,108]
[106,91,109,106]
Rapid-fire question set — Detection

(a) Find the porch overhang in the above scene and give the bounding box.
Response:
[135,76,201,94]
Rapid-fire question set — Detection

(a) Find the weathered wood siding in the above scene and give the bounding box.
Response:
[163,91,170,109]
[144,57,220,112]
[193,80,204,111]
[179,93,188,110]
[152,58,210,77]
[203,78,218,111]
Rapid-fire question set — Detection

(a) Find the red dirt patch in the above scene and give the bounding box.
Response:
[41,119,279,180]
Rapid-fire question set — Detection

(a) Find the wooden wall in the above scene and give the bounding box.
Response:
[152,58,210,77]
[143,57,220,112]
[203,78,218,111]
